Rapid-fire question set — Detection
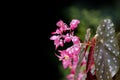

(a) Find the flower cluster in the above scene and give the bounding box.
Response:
[50,19,96,80]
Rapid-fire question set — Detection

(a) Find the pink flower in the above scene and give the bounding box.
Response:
[66,74,74,80]
[62,58,72,69]
[73,45,80,55]
[72,54,79,65]
[56,20,64,27]
[58,50,72,69]
[78,73,85,80]
[51,29,61,34]
[56,20,68,32]
[50,35,63,49]
[66,46,74,55]
[64,33,72,43]
[72,36,80,44]
[70,19,80,30]
[50,35,59,40]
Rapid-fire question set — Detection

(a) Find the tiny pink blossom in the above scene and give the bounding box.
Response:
[55,53,63,61]
[78,73,84,80]
[58,50,72,69]
[56,20,64,27]
[66,74,74,80]
[72,36,80,44]
[50,35,59,40]
[59,39,64,47]
[50,35,61,49]
[70,65,76,74]
[70,19,80,30]
[54,39,60,49]
[59,24,68,32]
[62,58,71,69]
[51,29,61,34]
[72,54,79,65]
[64,34,72,43]
[66,46,74,55]
[73,45,80,54]
[56,20,68,32]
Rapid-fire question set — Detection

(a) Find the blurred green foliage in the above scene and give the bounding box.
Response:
[63,6,111,41]
[59,64,70,80]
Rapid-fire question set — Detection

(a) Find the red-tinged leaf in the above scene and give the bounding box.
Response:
[86,70,96,80]
[86,38,96,73]
[86,46,94,73]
